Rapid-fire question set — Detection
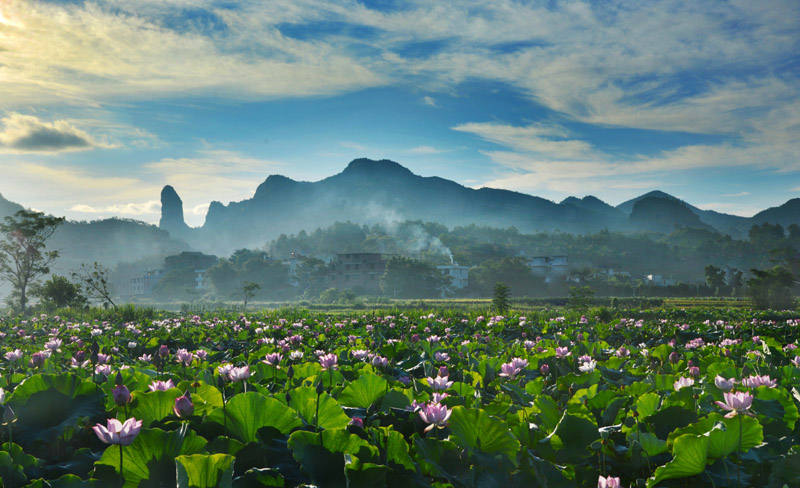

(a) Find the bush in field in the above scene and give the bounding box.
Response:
[748,265,795,309]
[33,274,86,310]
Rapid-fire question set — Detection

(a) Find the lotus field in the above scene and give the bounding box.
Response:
[1,309,800,487]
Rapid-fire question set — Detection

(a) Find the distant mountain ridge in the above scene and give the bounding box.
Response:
[154,158,799,254]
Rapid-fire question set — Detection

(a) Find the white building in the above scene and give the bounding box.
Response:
[528,256,568,283]
[437,264,469,289]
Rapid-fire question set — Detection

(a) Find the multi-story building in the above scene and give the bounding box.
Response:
[437,264,469,289]
[328,253,387,294]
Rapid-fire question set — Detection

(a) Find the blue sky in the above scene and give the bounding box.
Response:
[0,0,798,226]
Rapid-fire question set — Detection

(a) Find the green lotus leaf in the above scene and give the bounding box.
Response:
[288,386,351,430]
[540,412,599,465]
[339,373,388,408]
[707,415,763,460]
[448,406,521,468]
[288,429,378,487]
[94,426,208,487]
[176,453,235,488]
[648,434,709,487]
[206,392,302,443]
[128,389,182,427]
[7,373,105,448]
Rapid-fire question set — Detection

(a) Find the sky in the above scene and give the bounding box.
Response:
[0,0,798,227]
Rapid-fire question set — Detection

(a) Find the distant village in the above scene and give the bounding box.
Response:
[127,250,705,300]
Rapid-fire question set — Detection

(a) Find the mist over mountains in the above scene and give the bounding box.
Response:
[156,158,799,255]
[2,158,799,267]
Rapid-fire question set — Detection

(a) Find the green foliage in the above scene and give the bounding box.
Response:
[176,454,235,488]
[241,281,260,308]
[94,426,208,487]
[379,256,450,298]
[567,286,594,312]
[469,257,541,296]
[0,209,64,313]
[747,265,795,309]
[206,392,302,443]
[71,262,116,308]
[492,282,510,314]
[33,275,86,310]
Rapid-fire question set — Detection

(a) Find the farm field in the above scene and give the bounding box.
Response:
[0,307,799,487]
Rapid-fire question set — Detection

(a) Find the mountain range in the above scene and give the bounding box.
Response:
[1,158,798,261]
[157,158,799,254]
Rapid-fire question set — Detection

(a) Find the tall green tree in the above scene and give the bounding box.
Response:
[33,275,86,310]
[492,282,510,314]
[747,266,795,310]
[704,264,726,294]
[0,210,64,313]
[241,281,260,309]
[379,256,450,298]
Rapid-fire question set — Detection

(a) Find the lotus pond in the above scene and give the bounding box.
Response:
[0,308,799,487]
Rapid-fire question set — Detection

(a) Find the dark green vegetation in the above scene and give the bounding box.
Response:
[0,307,800,487]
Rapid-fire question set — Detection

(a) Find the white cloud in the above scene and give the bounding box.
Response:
[406,145,450,155]
[339,141,367,151]
[721,192,751,198]
[0,112,115,153]
[70,200,161,216]
[422,96,438,107]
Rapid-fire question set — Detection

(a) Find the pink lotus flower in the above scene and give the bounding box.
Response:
[427,375,453,391]
[714,376,735,392]
[351,349,369,360]
[29,352,45,368]
[715,391,754,418]
[95,364,112,377]
[742,374,777,388]
[92,418,142,446]
[540,364,550,375]
[227,365,250,382]
[510,357,528,370]
[4,349,22,362]
[555,347,571,358]
[434,351,450,362]
[319,353,338,370]
[371,355,388,368]
[148,379,176,391]
[218,363,234,378]
[673,377,694,391]
[615,347,630,358]
[173,391,194,417]
[263,353,283,368]
[792,356,800,368]
[579,359,597,373]
[499,362,521,378]
[598,475,621,488]
[419,403,451,432]
[175,349,193,366]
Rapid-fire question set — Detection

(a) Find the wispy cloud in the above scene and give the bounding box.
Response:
[721,192,751,198]
[422,96,438,107]
[70,200,161,216]
[339,141,368,151]
[406,145,450,155]
[0,113,115,153]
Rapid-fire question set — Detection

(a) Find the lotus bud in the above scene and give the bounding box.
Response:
[173,391,194,418]
[113,385,131,406]
[669,352,680,364]
[540,364,550,375]
[316,381,325,396]
[115,371,124,386]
